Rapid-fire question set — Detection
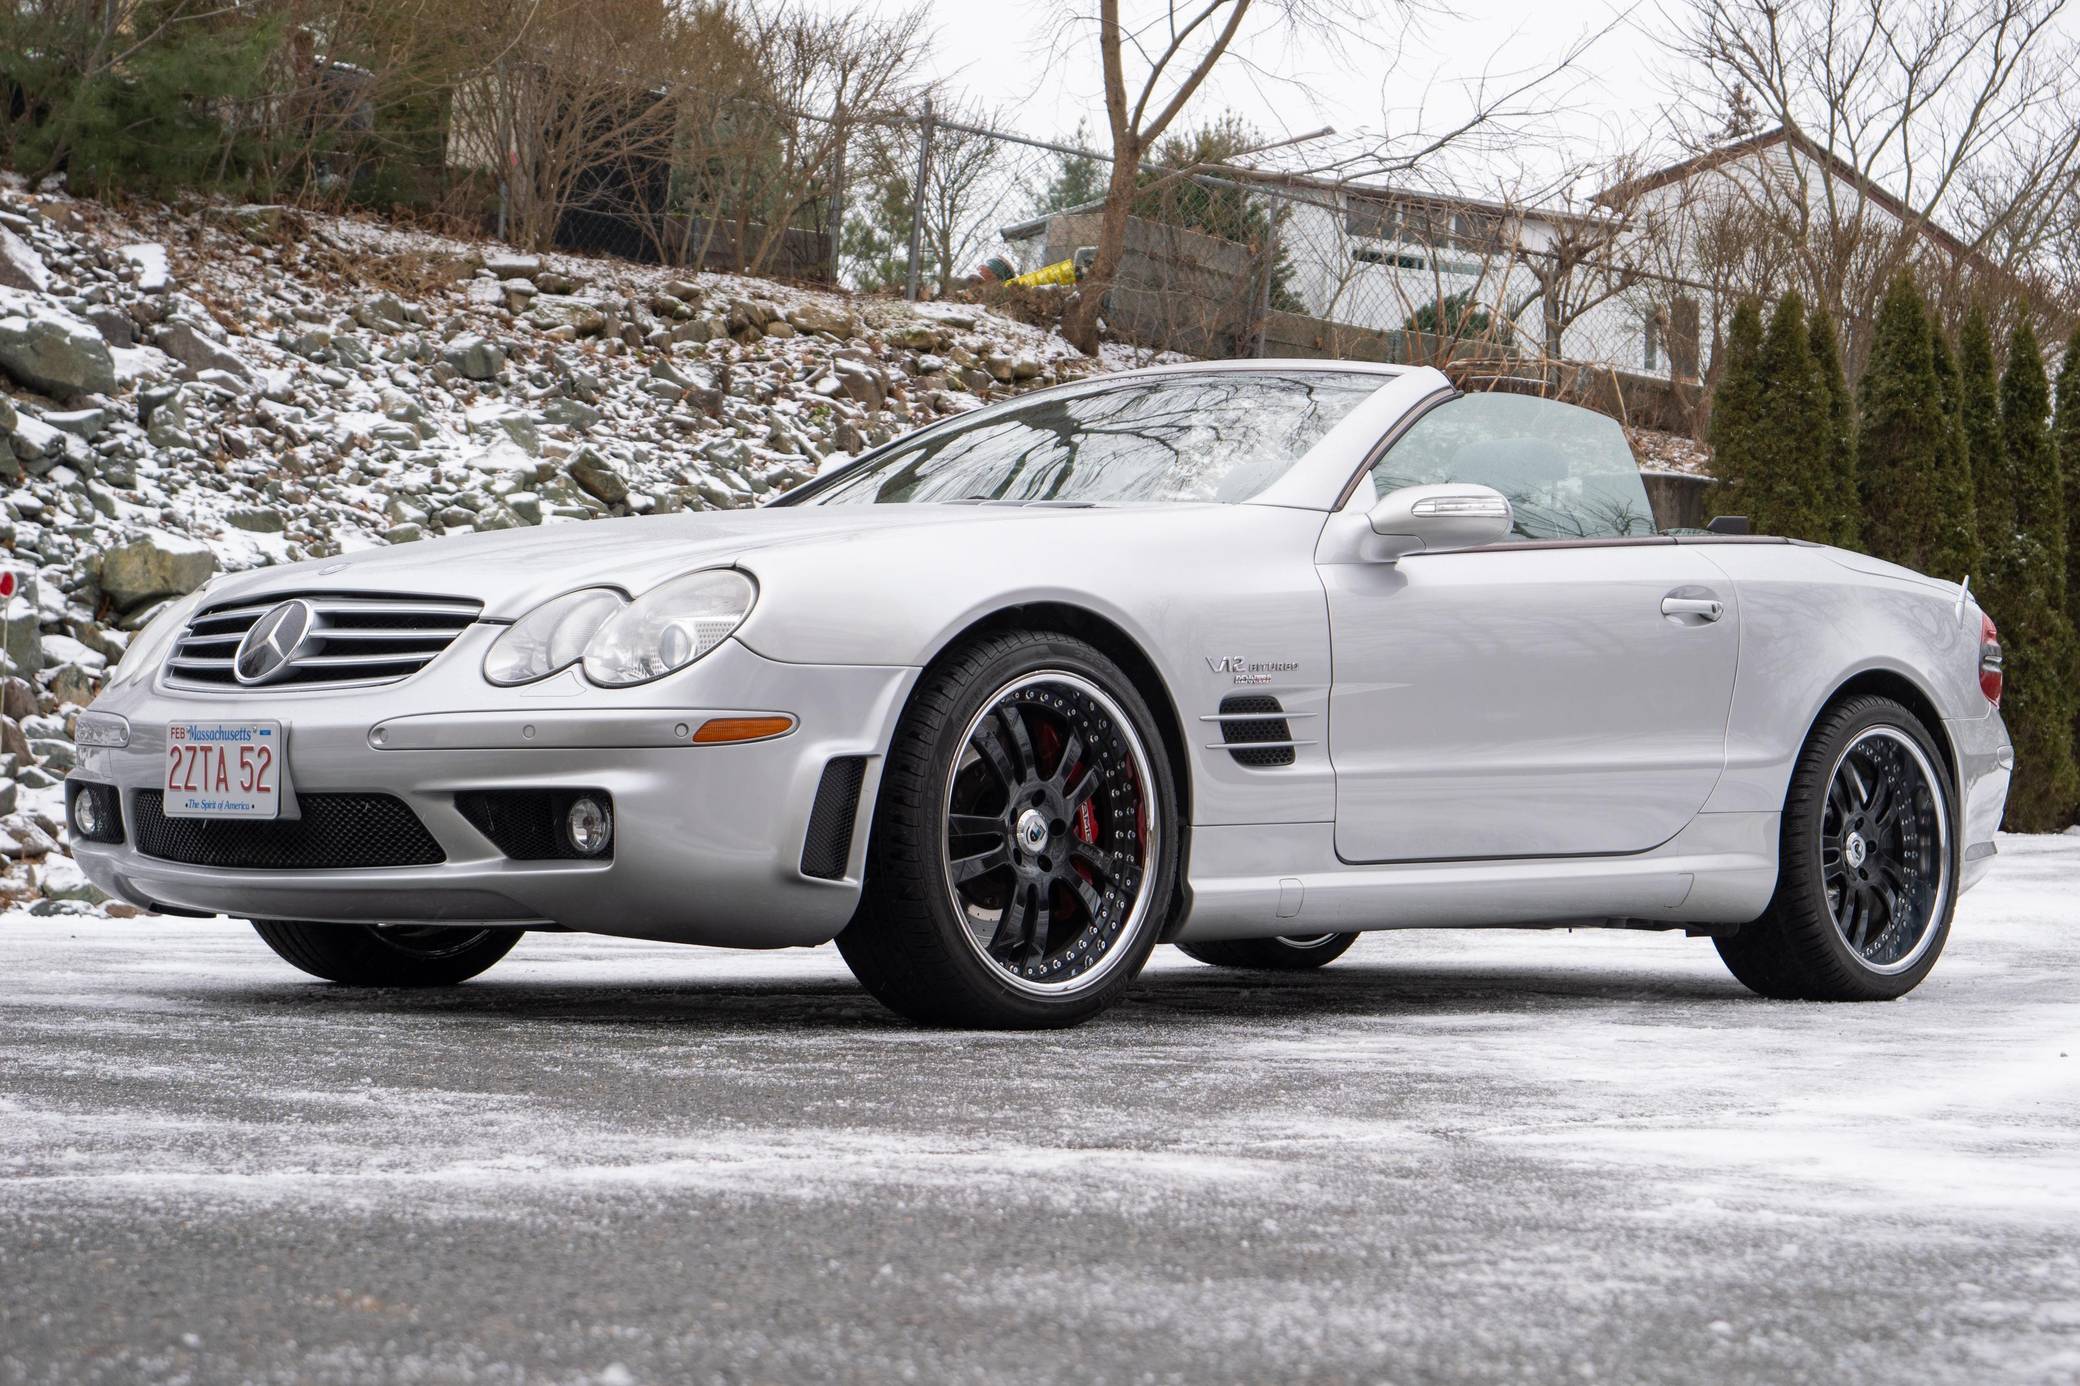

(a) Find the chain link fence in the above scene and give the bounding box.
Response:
[525,103,1721,433]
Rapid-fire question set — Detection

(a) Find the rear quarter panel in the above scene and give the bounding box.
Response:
[1696,542,1990,815]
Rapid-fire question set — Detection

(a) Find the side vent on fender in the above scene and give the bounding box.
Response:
[801,757,868,880]
[1205,694,1317,768]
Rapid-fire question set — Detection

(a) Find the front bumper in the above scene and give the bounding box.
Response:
[68,634,918,947]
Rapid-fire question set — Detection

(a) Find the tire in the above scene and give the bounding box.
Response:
[1176,932,1358,970]
[251,920,522,987]
[838,629,1181,1028]
[1715,694,1957,1001]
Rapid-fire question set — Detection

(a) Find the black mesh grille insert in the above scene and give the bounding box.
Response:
[801,757,866,880]
[1219,694,1296,768]
[455,790,613,861]
[131,791,445,869]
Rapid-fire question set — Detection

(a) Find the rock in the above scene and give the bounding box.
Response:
[0,226,51,293]
[664,279,701,302]
[0,395,15,435]
[486,252,542,280]
[1,677,35,722]
[28,735,75,772]
[442,335,505,380]
[384,523,425,544]
[352,294,408,330]
[228,506,286,533]
[42,408,106,439]
[82,304,135,347]
[525,295,606,336]
[541,397,601,430]
[534,270,579,295]
[118,243,171,294]
[44,662,97,707]
[789,301,863,338]
[0,288,118,397]
[153,319,252,383]
[567,446,629,506]
[100,529,216,610]
[2,588,40,680]
[465,404,541,455]
[834,359,889,411]
[764,319,798,339]
[887,322,942,351]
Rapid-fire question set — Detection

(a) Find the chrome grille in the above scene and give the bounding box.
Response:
[163,591,483,691]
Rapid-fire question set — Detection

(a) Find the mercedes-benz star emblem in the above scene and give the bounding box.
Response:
[234,600,316,685]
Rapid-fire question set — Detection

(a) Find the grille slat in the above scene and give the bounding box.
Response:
[131,791,445,869]
[163,591,483,692]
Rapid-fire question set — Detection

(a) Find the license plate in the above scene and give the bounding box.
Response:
[163,721,283,819]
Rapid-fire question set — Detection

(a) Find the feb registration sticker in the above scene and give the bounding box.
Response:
[164,721,283,819]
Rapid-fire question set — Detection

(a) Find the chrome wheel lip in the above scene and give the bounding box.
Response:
[1819,725,1951,977]
[940,669,1160,999]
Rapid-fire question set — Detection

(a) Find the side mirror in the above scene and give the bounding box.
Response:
[1365,483,1514,561]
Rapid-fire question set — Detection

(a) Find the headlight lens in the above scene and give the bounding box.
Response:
[104,589,207,690]
[484,588,625,686]
[582,569,756,687]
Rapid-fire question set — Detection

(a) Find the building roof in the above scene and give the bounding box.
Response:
[1594,125,1981,264]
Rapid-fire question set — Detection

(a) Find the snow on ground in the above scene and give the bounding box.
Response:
[0,833,2075,1385]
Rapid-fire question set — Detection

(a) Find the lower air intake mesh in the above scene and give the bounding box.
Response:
[132,791,445,869]
[801,757,867,879]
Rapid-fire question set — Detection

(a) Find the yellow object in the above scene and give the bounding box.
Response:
[691,716,797,744]
[1007,258,1080,288]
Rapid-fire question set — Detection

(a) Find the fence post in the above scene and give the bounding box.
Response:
[1253,189,1281,357]
[904,98,935,303]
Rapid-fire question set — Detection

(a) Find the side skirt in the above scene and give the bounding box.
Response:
[1172,812,1779,943]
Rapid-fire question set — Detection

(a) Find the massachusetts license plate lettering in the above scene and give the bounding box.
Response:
[164,721,282,819]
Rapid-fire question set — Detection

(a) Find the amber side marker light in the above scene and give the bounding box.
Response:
[691,716,796,744]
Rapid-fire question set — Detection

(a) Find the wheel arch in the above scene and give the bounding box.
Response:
[868,600,1196,937]
[1814,666,1960,797]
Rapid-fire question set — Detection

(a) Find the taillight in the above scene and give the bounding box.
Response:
[1978,612,2003,706]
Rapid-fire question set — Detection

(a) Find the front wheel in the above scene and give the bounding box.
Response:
[838,630,1180,1028]
[1176,933,1358,970]
[251,920,522,986]
[1715,695,1956,1001]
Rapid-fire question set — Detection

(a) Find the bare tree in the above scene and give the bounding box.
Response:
[1665,0,2080,355]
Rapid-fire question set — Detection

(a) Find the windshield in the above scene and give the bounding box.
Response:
[796,370,1384,506]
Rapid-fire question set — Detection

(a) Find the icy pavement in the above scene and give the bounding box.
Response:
[2,835,2076,1386]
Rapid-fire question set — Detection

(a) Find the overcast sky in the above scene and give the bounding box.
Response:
[816,0,1679,201]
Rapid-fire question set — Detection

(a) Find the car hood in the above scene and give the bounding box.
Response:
[203,505,1139,620]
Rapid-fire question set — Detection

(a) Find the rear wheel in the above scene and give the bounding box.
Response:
[1176,932,1358,970]
[838,630,1180,1028]
[1715,695,1955,1001]
[251,921,521,987]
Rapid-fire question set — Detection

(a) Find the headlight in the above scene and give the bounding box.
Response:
[104,589,207,690]
[484,588,625,686]
[582,569,756,687]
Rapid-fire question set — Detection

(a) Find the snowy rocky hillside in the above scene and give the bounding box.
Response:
[0,176,1098,912]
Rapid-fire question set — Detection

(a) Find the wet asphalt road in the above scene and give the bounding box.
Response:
[3,835,2077,1386]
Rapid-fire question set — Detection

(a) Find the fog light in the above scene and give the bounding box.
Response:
[565,796,612,857]
[71,788,105,838]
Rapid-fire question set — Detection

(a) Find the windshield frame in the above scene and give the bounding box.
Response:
[766,361,1400,510]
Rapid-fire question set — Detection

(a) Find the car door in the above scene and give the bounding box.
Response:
[1320,393,1738,863]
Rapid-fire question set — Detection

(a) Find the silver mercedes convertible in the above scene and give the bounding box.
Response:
[67,361,2013,1027]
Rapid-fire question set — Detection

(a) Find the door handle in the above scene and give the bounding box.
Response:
[1661,596,1725,621]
